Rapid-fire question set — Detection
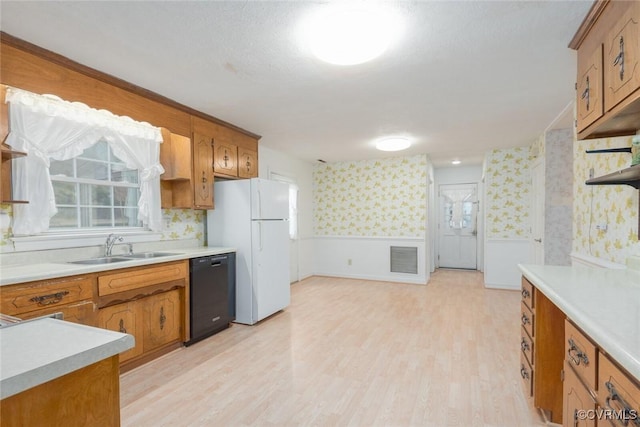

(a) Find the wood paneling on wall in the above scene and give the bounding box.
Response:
[0,32,261,141]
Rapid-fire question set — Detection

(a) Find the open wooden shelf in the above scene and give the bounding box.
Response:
[585,164,640,189]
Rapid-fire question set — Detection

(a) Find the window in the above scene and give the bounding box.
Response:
[49,140,142,230]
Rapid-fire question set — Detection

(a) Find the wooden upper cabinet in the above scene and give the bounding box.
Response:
[571,0,640,139]
[238,146,258,179]
[192,132,214,209]
[576,43,604,132]
[159,128,194,209]
[603,0,640,112]
[213,138,238,177]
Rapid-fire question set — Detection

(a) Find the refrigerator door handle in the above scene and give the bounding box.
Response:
[259,222,263,251]
[257,189,262,219]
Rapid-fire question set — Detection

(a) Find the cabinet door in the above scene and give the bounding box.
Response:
[143,289,182,352]
[576,43,604,131]
[192,132,214,209]
[563,364,597,427]
[237,147,258,178]
[604,0,640,112]
[98,302,143,363]
[213,140,238,177]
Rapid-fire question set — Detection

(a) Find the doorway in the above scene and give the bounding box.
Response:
[438,183,478,269]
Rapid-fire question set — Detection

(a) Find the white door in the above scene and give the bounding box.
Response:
[531,160,545,264]
[438,183,478,269]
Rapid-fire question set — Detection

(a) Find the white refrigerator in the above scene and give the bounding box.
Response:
[207,178,290,325]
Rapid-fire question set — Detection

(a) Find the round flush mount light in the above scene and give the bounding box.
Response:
[303,5,402,66]
[451,159,461,165]
[376,137,411,152]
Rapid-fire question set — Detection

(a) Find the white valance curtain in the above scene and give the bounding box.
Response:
[4,87,164,235]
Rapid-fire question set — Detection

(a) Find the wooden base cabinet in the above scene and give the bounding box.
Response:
[96,261,187,371]
[520,277,565,424]
[0,356,121,427]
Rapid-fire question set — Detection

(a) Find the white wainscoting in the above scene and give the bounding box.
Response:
[484,239,530,290]
[313,236,427,285]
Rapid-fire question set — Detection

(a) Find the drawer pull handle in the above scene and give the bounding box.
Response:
[520,365,530,380]
[613,36,624,81]
[521,289,530,299]
[567,338,589,366]
[30,291,70,306]
[521,338,530,352]
[581,76,590,111]
[605,381,640,426]
[159,306,166,330]
[521,313,530,325]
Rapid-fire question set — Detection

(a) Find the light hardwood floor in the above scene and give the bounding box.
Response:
[120,270,545,426]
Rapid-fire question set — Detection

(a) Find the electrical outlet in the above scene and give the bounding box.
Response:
[589,168,595,179]
[347,259,352,266]
[164,218,171,229]
[596,223,608,231]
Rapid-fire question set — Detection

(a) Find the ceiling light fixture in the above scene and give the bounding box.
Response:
[304,5,402,66]
[376,137,411,152]
[451,160,461,165]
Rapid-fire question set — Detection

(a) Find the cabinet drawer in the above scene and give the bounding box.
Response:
[98,261,187,296]
[1,276,93,316]
[521,326,534,367]
[521,301,535,339]
[520,351,534,397]
[598,354,640,426]
[565,320,598,392]
[19,300,97,326]
[521,277,535,310]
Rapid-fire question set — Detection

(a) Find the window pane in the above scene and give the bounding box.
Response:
[80,141,109,161]
[112,165,139,184]
[52,181,77,204]
[114,187,139,208]
[50,159,74,177]
[81,207,113,228]
[114,207,140,227]
[79,184,112,206]
[77,159,108,180]
[50,207,77,228]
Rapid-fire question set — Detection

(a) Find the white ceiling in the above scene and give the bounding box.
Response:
[0,1,592,167]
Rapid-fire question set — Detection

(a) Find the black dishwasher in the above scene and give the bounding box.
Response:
[187,253,235,346]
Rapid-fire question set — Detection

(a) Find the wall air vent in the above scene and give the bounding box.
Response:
[390,246,418,274]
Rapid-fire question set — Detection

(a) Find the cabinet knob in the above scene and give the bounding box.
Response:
[119,318,127,334]
[159,306,166,330]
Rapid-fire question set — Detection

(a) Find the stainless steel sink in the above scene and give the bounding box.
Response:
[123,252,182,259]
[68,256,132,265]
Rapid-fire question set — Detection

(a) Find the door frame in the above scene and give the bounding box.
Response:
[435,180,483,270]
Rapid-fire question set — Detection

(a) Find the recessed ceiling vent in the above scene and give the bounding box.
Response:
[390,246,417,274]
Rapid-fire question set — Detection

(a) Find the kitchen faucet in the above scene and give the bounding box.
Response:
[105,233,124,257]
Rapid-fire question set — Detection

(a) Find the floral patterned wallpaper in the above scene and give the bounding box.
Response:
[313,155,428,237]
[484,147,531,239]
[161,209,205,243]
[573,135,639,264]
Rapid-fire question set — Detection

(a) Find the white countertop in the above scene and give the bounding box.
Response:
[0,246,236,286]
[0,317,134,399]
[519,264,640,381]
